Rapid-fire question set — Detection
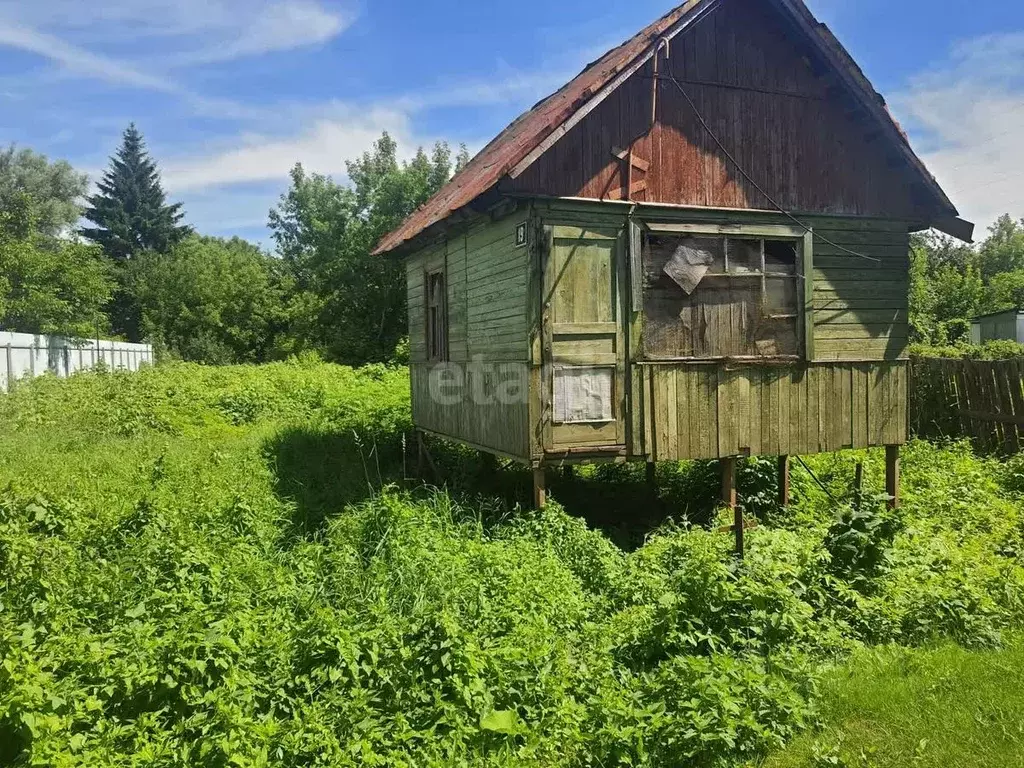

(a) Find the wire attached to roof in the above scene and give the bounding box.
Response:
[662,70,882,264]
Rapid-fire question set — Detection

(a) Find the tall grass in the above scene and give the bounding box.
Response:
[0,360,1021,766]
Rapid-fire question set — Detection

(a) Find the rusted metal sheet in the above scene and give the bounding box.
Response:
[373,0,961,257]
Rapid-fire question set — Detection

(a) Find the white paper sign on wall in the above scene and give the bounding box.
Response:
[553,366,614,424]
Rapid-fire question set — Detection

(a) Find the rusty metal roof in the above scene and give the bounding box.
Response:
[373,0,959,256]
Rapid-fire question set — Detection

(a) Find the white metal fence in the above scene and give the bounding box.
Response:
[0,331,154,393]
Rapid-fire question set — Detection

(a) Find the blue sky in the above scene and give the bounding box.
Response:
[1,0,1023,245]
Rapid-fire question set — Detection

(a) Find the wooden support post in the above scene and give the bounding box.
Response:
[885,445,900,510]
[721,457,742,557]
[416,431,426,480]
[480,451,498,478]
[646,461,657,489]
[854,462,864,510]
[778,455,790,508]
[532,467,547,509]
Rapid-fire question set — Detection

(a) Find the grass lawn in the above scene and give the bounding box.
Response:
[762,636,1024,768]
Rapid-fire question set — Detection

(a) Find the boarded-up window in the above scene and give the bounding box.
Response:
[426,269,448,362]
[643,234,800,359]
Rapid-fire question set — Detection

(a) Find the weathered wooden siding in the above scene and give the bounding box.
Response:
[810,221,910,361]
[506,0,930,222]
[640,361,908,461]
[407,214,529,365]
[406,211,532,460]
[535,200,910,460]
[537,200,910,363]
[410,361,531,459]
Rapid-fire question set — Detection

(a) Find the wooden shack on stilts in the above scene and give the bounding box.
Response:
[373,0,973,551]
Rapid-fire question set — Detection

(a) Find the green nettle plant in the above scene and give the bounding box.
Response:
[823,500,901,593]
[0,363,1021,766]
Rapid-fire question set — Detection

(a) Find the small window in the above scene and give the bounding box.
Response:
[643,234,802,360]
[425,269,448,362]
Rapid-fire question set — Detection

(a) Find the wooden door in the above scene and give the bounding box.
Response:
[543,226,626,450]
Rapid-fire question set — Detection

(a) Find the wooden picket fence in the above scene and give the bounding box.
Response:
[911,357,1024,453]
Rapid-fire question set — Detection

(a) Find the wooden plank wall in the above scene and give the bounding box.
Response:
[410,362,531,459]
[506,0,931,223]
[643,361,908,461]
[538,200,911,363]
[811,220,910,361]
[911,357,1024,455]
[407,214,529,365]
[406,211,532,460]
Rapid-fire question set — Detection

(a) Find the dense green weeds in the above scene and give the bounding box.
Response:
[0,361,1022,766]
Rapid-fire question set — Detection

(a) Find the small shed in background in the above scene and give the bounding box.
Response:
[971,310,1024,345]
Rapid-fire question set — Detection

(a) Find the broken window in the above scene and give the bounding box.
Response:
[642,233,801,360]
[425,269,448,362]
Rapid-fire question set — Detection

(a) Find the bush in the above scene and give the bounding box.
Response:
[0,364,1022,766]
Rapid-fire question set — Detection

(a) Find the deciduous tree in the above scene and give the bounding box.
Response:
[130,235,290,364]
[0,145,88,238]
[269,133,469,364]
[0,194,112,337]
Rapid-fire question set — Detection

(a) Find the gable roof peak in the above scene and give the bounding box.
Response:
[374,0,968,256]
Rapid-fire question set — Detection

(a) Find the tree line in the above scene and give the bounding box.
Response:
[0,125,467,365]
[3,122,1024,364]
[911,218,1024,346]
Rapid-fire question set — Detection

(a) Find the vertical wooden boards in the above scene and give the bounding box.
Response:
[407,252,426,363]
[802,230,815,362]
[446,233,469,363]
[545,225,627,450]
[505,0,929,222]
[910,358,1024,454]
[718,366,739,458]
[642,360,908,460]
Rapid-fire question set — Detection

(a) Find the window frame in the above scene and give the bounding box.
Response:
[424,268,449,363]
[636,222,814,362]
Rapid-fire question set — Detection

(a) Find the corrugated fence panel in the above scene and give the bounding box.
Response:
[0,332,154,393]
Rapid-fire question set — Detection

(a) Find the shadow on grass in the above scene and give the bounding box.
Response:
[266,426,784,551]
[423,439,732,551]
[264,426,405,539]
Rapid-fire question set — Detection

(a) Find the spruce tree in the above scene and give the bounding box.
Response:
[81,124,190,261]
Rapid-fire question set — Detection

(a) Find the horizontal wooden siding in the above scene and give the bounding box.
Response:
[406,211,532,459]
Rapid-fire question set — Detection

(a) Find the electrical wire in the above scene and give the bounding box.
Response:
[663,71,883,264]
[795,456,838,503]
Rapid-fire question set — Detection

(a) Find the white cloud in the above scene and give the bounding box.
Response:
[161,107,417,192]
[0,0,353,61]
[893,32,1024,233]
[0,0,355,103]
[0,19,178,92]
[166,1,355,66]
[0,1,352,120]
